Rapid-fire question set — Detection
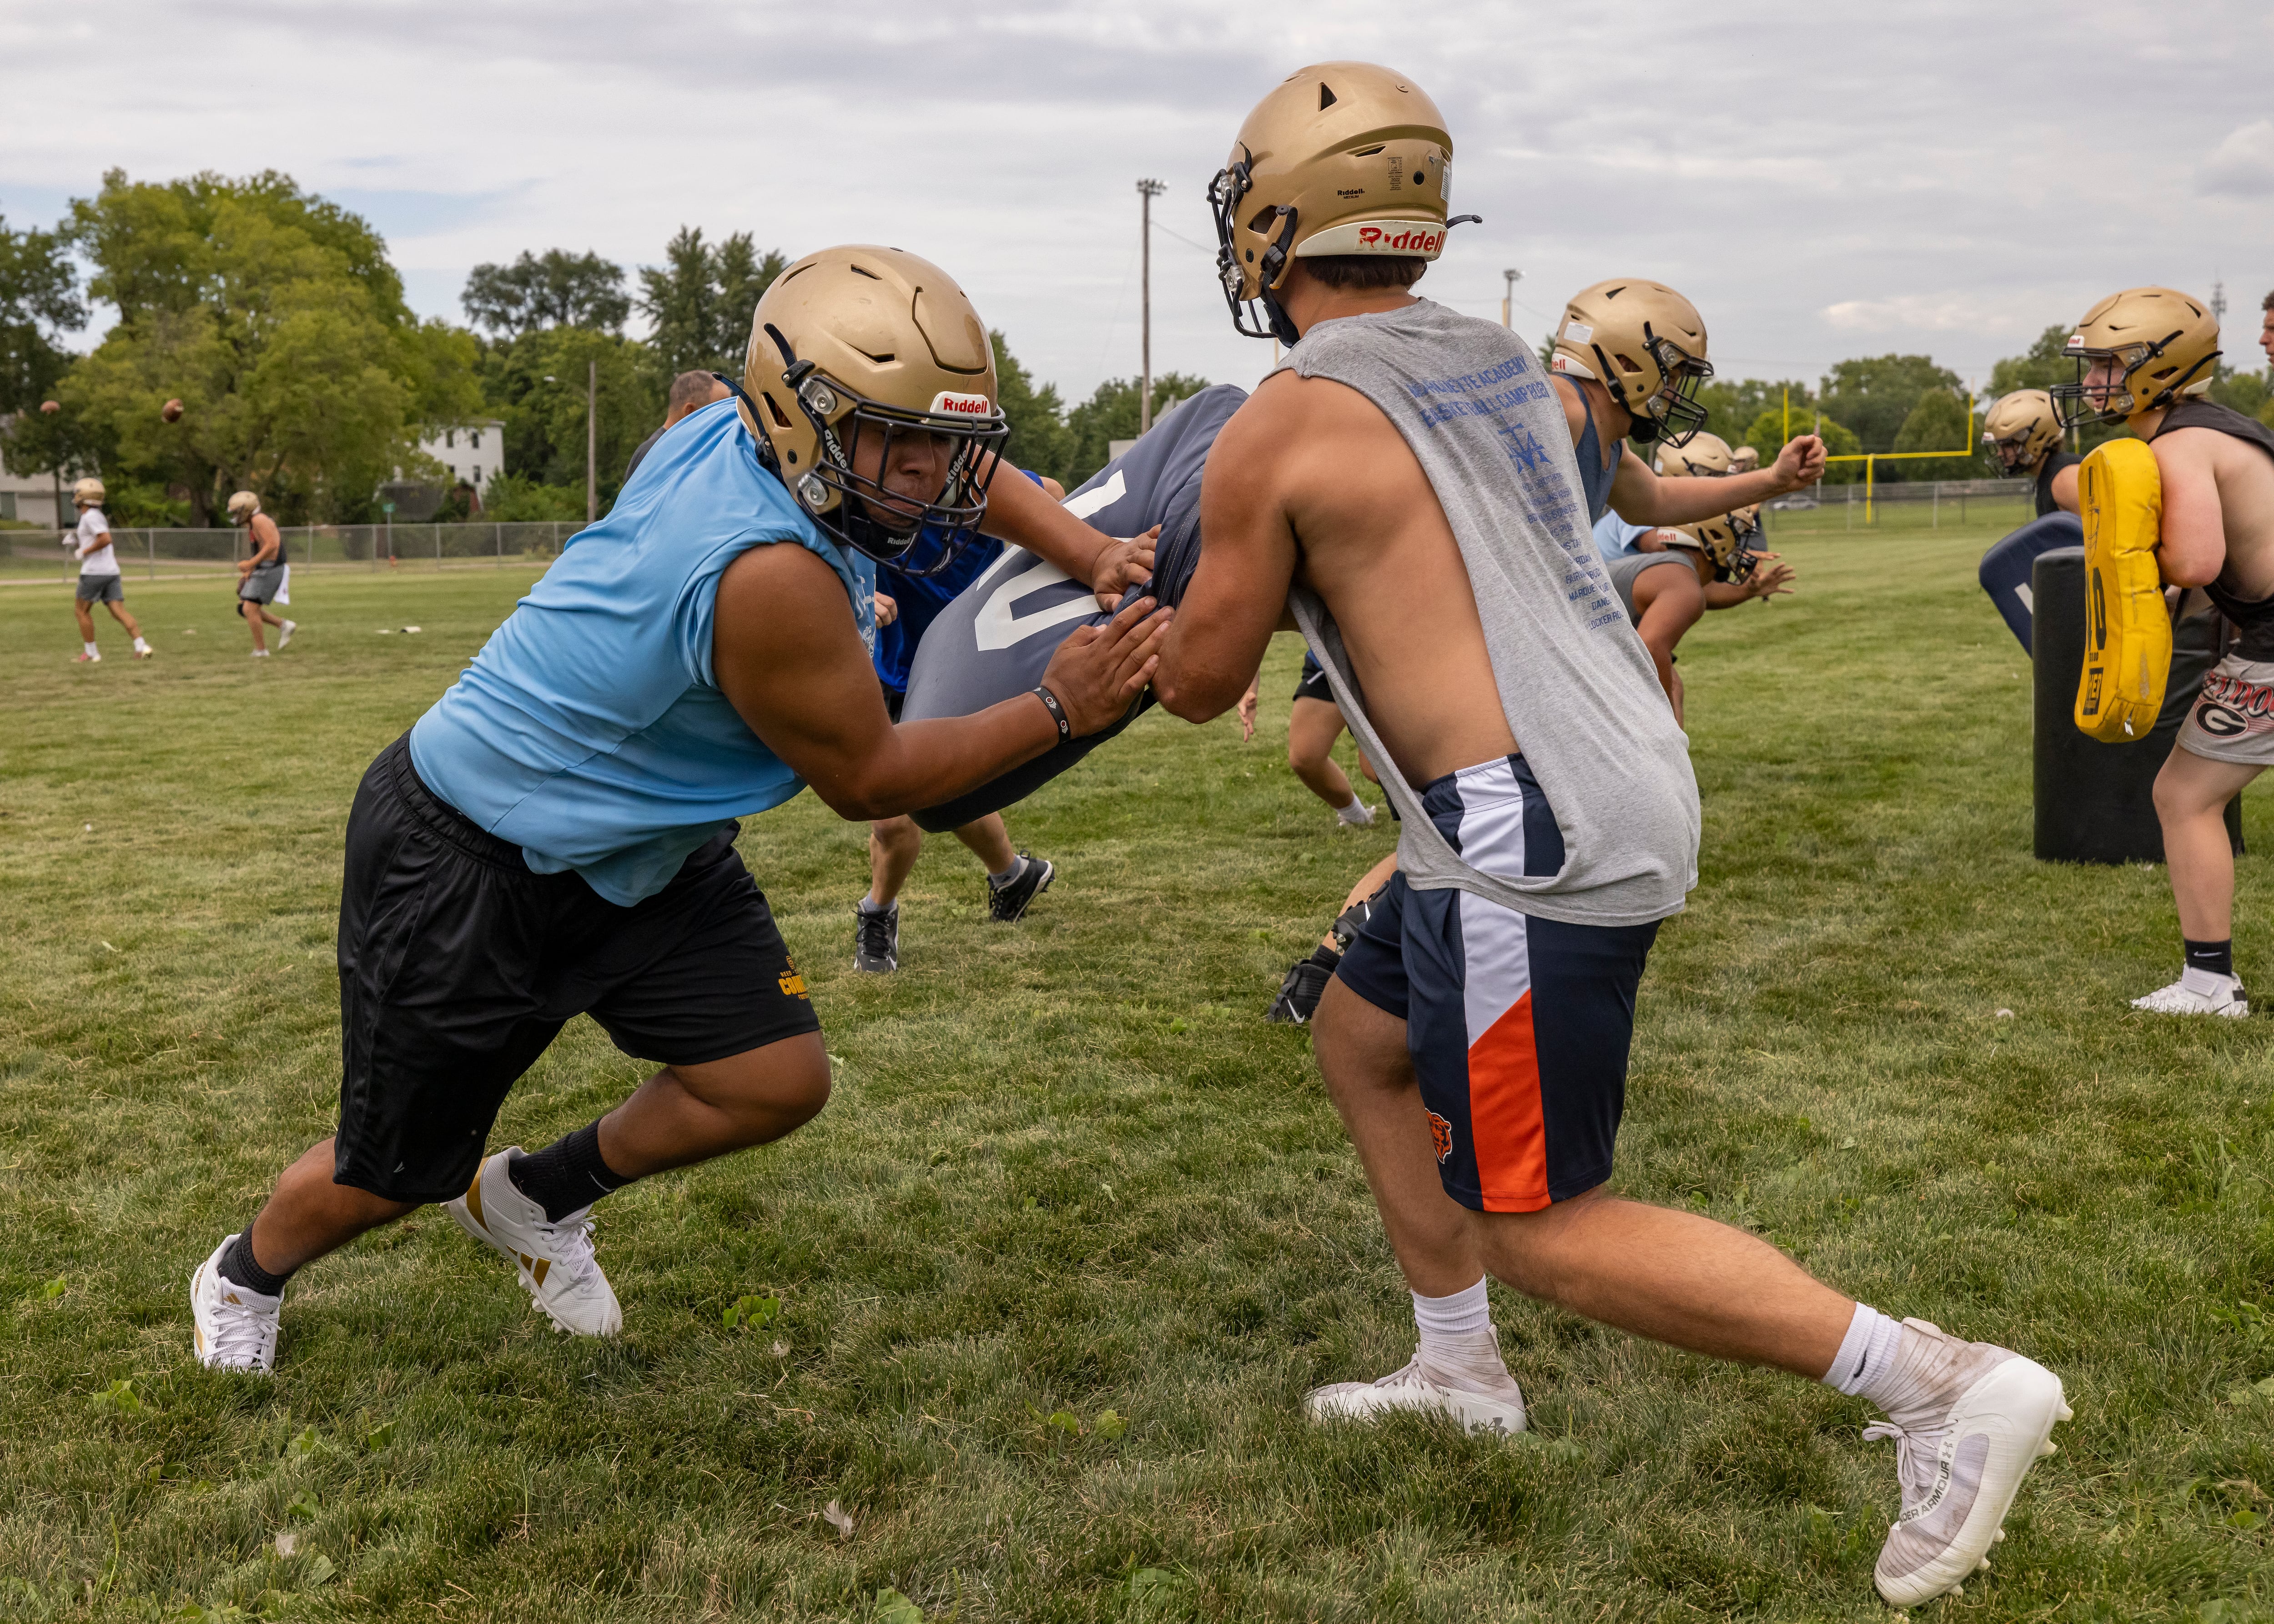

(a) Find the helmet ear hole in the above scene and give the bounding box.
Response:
[1246,206,1280,234]
[762,393,792,429]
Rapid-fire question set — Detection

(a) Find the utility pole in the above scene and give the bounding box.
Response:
[1137,179,1166,432]
[2210,276,2228,334]
[586,358,598,523]
[1502,267,1522,329]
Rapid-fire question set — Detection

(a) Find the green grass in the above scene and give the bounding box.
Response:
[4,533,2274,1622]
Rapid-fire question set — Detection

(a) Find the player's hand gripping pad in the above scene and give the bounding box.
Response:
[2073,437,2169,743]
[900,386,1246,831]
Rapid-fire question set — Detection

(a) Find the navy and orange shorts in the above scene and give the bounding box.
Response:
[1335,754,1659,1213]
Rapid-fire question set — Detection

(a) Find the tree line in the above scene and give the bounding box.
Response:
[6,170,2271,524]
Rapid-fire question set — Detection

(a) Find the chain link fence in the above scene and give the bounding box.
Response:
[1761,476,2037,538]
[2,520,594,580]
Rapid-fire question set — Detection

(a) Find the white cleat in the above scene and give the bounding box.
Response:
[189,1236,281,1374]
[2131,973,2248,1018]
[446,1148,622,1337]
[277,619,297,650]
[1304,1354,1527,1436]
[1869,1322,2070,1608]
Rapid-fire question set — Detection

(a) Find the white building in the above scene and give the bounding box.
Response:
[414,420,507,493]
[0,438,70,530]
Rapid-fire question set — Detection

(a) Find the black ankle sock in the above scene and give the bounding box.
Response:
[2184,937,2235,978]
[507,1120,634,1223]
[217,1230,292,1297]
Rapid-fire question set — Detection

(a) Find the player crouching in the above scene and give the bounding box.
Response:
[2054,288,2274,1016]
[189,247,1169,1374]
[1974,389,2081,652]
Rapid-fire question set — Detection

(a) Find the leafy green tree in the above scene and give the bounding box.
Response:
[1065,373,1212,487]
[2208,363,2269,421]
[462,250,629,338]
[1696,378,1812,451]
[991,332,1073,487]
[59,169,452,524]
[1743,407,1862,484]
[480,325,663,513]
[1888,387,1976,480]
[639,228,785,376]
[0,212,84,416]
[1816,354,1962,453]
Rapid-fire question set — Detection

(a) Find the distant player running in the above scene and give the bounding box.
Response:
[2053,288,2274,1017]
[188,246,1167,1374]
[63,478,153,663]
[227,492,297,657]
[1151,63,2069,1609]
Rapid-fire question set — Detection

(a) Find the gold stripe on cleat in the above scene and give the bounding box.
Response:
[464,1169,489,1232]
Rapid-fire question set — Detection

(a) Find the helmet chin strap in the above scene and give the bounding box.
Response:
[711,372,782,477]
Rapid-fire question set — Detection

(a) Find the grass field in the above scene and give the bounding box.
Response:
[4,528,2273,1623]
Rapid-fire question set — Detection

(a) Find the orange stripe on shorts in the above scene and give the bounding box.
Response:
[1467,988,1550,1212]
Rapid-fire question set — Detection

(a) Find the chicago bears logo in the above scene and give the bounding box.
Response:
[1426,1109,1454,1164]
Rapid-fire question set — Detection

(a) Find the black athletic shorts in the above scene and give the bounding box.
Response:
[333,735,821,1203]
[1293,652,1335,705]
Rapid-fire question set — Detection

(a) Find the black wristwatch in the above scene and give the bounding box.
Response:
[1031,684,1071,742]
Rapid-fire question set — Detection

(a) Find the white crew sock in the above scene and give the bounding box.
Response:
[1409,1277,1520,1397]
[84,641,99,657]
[989,855,1026,886]
[859,894,893,914]
[1336,795,1374,826]
[1823,1302,1906,1399]
[2181,964,2240,996]
[132,636,150,653]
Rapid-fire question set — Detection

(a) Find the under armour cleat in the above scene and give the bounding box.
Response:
[854,901,899,972]
[446,1149,621,1336]
[1866,1319,2069,1608]
[1305,1350,1527,1436]
[987,854,1054,922]
[189,1236,281,1374]
[2131,973,2248,1017]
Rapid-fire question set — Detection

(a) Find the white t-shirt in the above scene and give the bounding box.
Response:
[74,508,120,577]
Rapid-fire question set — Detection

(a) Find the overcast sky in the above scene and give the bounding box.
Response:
[5,0,2271,406]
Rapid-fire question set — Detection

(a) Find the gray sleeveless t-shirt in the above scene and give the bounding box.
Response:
[1276,300,1699,927]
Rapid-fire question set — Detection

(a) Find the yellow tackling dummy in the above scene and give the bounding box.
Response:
[2073,437,2169,742]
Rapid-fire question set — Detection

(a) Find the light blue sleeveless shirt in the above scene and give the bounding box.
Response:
[410,397,875,905]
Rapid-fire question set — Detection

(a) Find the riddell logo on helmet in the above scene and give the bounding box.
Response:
[929,391,995,418]
[1353,225,1444,253]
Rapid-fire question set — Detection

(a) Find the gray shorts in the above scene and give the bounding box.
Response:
[239,563,286,604]
[2177,652,2274,768]
[76,574,123,603]
[1605,552,1690,625]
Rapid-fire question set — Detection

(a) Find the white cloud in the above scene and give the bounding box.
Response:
[1,0,2269,395]
[2199,120,2274,197]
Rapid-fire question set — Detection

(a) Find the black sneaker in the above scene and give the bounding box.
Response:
[987,854,1054,923]
[853,902,899,973]
[1268,945,1341,1025]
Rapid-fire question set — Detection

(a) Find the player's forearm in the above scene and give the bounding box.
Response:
[1643,471,1781,525]
[1703,582,1751,609]
[980,462,1103,583]
[816,700,1059,821]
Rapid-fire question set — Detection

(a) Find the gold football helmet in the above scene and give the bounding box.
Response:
[226,491,262,522]
[1208,62,1475,343]
[1655,431,1734,479]
[2053,287,2219,428]
[72,477,105,507]
[1980,389,2063,475]
[1727,444,1761,472]
[1669,504,1764,582]
[1552,280,1714,446]
[738,245,1006,573]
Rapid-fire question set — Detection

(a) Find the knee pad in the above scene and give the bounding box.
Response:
[2074,438,2170,743]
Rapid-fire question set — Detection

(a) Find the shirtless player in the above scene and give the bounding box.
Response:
[1153,62,2068,1608]
[2053,287,2274,1017]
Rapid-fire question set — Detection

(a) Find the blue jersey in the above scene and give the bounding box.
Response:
[1591,510,1651,561]
[409,397,874,905]
[871,512,1014,696]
